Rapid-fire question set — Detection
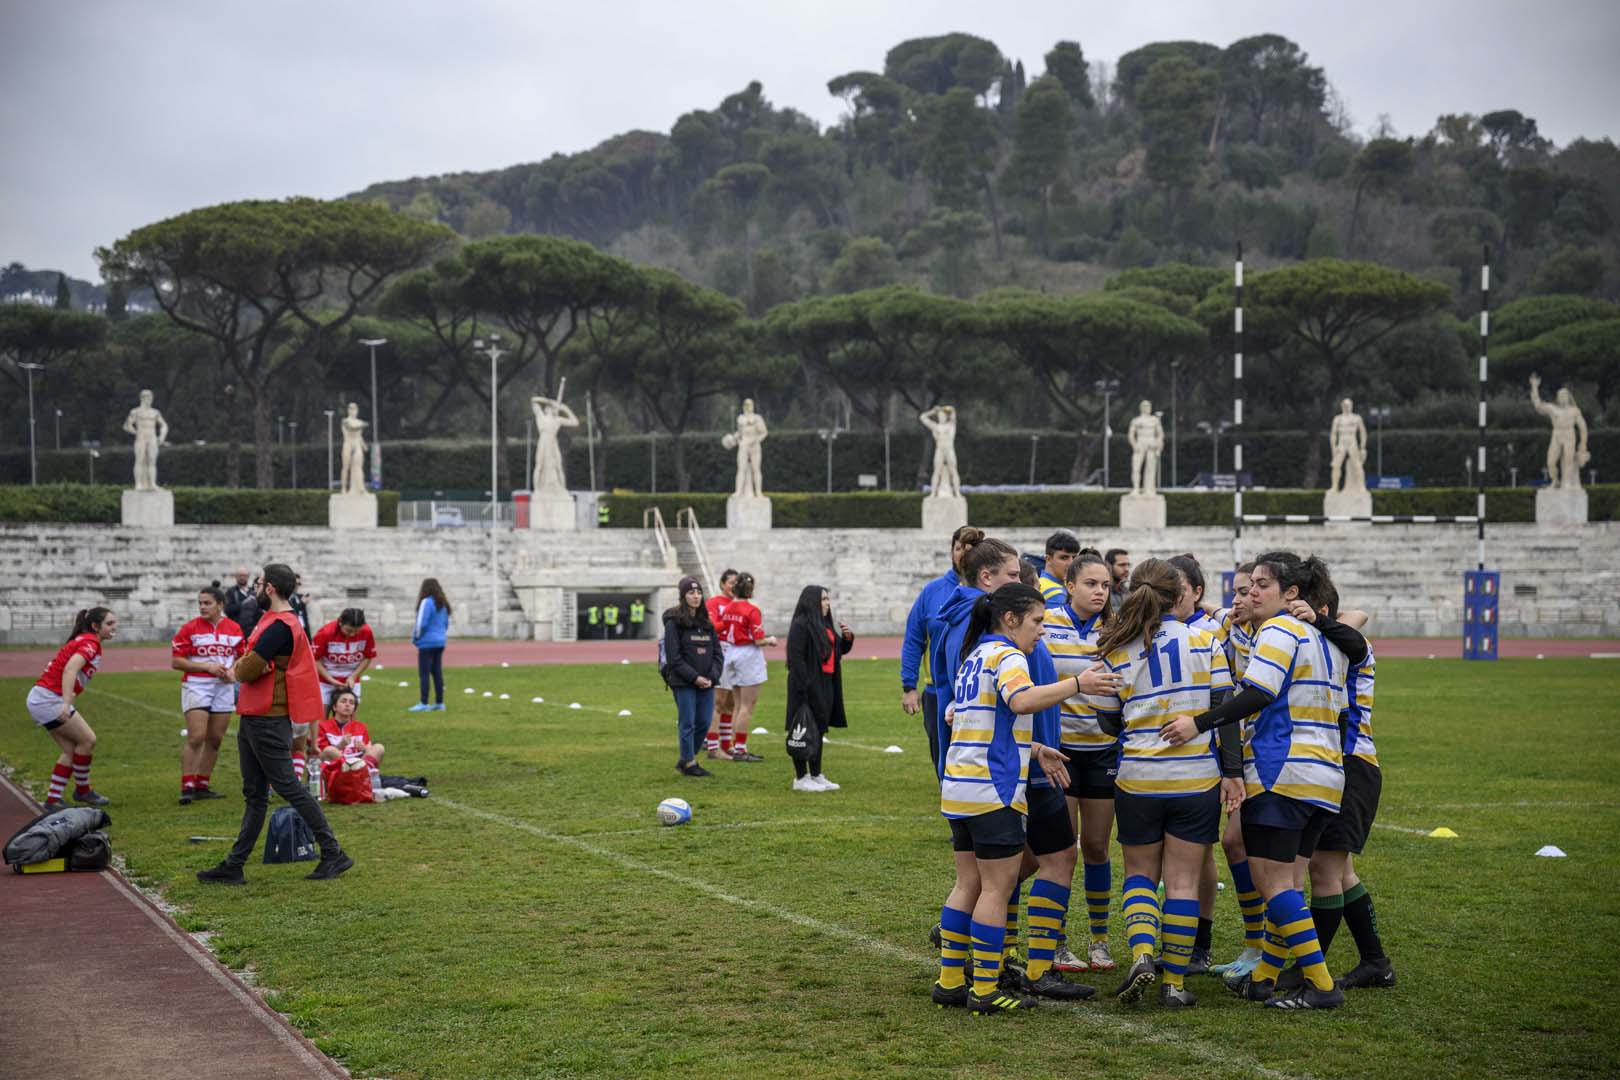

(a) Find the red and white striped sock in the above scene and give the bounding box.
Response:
[182,774,197,792]
[706,731,720,753]
[71,753,92,795]
[47,762,71,803]
[718,715,734,754]
[292,752,306,783]
[197,773,211,791]
[730,714,747,752]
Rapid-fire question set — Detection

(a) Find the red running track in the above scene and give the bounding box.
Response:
[2,635,1616,679]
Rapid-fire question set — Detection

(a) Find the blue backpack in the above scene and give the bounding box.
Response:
[264,806,318,864]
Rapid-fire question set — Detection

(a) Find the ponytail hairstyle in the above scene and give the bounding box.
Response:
[1254,550,1327,604]
[328,686,360,719]
[950,526,986,583]
[68,606,113,642]
[960,537,1018,590]
[1168,553,1206,606]
[200,581,227,605]
[339,607,367,630]
[1301,557,1340,618]
[1095,559,1182,657]
[959,583,1046,667]
[732,572,756,600]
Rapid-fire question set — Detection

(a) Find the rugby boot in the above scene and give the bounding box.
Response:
[1020,968,1096,1001]
[1265,983,1345,1010]
[1114,952,1156,1003]
[1336,957,1396,990]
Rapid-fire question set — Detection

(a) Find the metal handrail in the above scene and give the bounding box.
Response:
[643,506,672,566]
[676,507,716,596]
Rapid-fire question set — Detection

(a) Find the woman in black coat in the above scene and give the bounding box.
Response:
[785,584,854,792]
[663,576,725,777]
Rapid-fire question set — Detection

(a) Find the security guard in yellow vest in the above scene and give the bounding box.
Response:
[603,604,621,637]
[586,605,601,637]
[628,599,647,638]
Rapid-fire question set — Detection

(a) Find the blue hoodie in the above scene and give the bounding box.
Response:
[900,566,961,691]
[1025,636,1062,790]
[414,596,450,649]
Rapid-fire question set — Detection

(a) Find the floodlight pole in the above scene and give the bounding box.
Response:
[1094,379,1119,488]
[475,335,505,638]
[20,363,42,485]
[324,410,335,489]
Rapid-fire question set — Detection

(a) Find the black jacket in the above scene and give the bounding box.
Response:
[662,615,724,688]
[225,585,259,636]
[785,617,854,732]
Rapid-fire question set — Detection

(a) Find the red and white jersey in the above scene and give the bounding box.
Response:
[717,599,765,646]
[704,594,729,627]
[312,622,377,679]
[36,633,103,696]
[171,617,246,682]
[317,715,372,760]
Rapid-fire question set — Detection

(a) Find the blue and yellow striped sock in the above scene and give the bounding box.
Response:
[1083,861,1111,942]
[1121,874,1160,962]
[1229,858,1266,947]
[1269,889,1333,991]
[1253,918,1288,984]
[938,905,971,990]
[1160,897,1200,989]
[1004,880,1023,965]
[1024,879,1070,981]
[970,918,1008,998]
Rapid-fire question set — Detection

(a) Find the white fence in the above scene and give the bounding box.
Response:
[398,500,518,530]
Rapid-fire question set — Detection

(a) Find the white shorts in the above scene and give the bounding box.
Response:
[320,681,363,706]
[181,679,238,714]
[290,722,312,739]
[719,642,768,688]
[26,686,70,727]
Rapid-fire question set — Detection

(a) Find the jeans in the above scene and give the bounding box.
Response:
[226,715,340,868]
[672,685,714,762]
[417,646,445,704]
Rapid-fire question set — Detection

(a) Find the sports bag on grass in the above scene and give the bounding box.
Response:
[4,806,110,866]
[784,703,822,763]
[264,806,319,863]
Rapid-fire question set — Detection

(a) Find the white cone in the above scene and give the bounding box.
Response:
[1536,844,1567,857]
[482,691,494,698]
[531,697,543,704]
[501,662,510,668]
[752,726,768,735]
[397,681,408,687]
[883,745,903,753]
[360,675,371,682]
[499,693,511,700]
[569,702,582,709]
[618,709,632,716]
[464,688,476,694]
[620,658,630,665]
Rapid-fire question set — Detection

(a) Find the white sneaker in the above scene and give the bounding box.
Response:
[811,774,840,791]
[1087,939,1117,971]
[792,776,819,792]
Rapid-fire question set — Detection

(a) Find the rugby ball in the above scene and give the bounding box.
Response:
[656,797,692,826]
[721,433,737,450]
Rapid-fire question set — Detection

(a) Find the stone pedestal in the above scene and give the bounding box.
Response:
[1535,487,1588,525]
[529,493,577,531]
[1322,488,1372,519]
[121,488,173,527]
[920,495,968,534]
[726,495,772,532]
[328,491,378,529]
[1118,493,1166,530]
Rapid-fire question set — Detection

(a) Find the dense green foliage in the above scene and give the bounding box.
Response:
[2,658,1616,1079]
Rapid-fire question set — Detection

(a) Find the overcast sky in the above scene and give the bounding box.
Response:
[4,0,1618,280]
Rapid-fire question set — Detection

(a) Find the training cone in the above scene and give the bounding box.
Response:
[482,691,494,698]
[884,745,903,753]
[501,662,510,668]
[499,693,511,700]
[620,659,630,665]
[531,697,543,704]
[569,702,582,710]
[360,675,371,682]
[1428,827,1458,838]
[618,709,632,716]
[752,726,768,735]
[1535,845,1567,858]
[464,688,475,695]
[397,681,408,687]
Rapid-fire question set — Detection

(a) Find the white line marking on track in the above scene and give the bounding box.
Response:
[821,736,903,753]
[565,813,915,840]
[434,795,1310,1080]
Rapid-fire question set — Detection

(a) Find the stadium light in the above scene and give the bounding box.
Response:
[1370,406,1392,476]
[19,362,43,485]
[1094,379,1119,488]
[474,334,505,638]
[358,338,388,488]
[1197,419,1234,475]
[54,408,62,451]
[324,409,336,489]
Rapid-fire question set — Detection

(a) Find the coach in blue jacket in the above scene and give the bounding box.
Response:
[899,526,981,772]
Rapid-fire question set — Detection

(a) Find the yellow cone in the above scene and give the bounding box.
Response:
[1428,827,1458,838]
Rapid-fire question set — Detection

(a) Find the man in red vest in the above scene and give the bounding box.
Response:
[198,562,352,883]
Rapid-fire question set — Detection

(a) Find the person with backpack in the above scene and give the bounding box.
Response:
[663,576,724,777]
[784,585,854,792]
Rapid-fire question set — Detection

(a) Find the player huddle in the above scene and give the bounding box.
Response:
[911,528,1391,1015]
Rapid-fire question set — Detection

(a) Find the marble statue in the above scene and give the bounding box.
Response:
[339,402,369,495]
[122,389,169,491]
[1329,398,1369,494]
[918,405,962,498]
[1127,400,1164,497]
[529,394,580,494]
[724,398,768,498]
[1530,374,1590,490]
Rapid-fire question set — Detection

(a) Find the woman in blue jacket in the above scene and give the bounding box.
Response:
[408,578,451,713]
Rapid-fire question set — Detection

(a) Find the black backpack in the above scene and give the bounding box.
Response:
[264,806,319,863]
[785,704,822,763]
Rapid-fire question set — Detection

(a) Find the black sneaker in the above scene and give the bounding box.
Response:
[1337,957,1396,990]
[1159,982,1198,1007]
[684,764,714,777]
[197,862,246,886]
[179,791,194,805]
[1020,968,1096,1001]
[42,799,64,813]
[729,750,764,763]
[1225,970,1276,1002]
[998,955,1026,991]
[72,788,111,806]
[1186,946,1212,975]
[931,981,969,1009]
[304,852,354,880]
[195,787,226,800]
[929,923,943,949]
[1265,982,1345,1010]
[1114,952,1156,1003]
[967,987,1038,1014]
[1275,965,1306,991]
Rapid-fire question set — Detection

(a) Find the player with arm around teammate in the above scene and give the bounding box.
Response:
[173,583,245,805]
[27,607,118,811]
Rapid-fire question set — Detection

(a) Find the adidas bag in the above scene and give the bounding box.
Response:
[784,703,822,763]
[264,806,319,864]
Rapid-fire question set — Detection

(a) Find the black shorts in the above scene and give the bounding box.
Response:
[1025,785,1077,856]
[1063,747,1118,801]
[1317,757,1382,854]
[1242,792,1332,862]
[922,689,940,772]
[1114,787,1221,847]
[949,806,1027,861]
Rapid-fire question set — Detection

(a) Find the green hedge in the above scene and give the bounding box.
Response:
[600,485,1619,529]
[0,485,400,526]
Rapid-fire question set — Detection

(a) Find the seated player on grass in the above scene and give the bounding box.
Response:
[318,688,385,805]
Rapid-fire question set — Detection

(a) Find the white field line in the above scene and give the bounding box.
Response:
[433,795,1310,1080]
[565,813,914,840]
[821,736,904,753]
[1372,822,1435,836]
[95,689,177,719]
[1401,800,1620,810]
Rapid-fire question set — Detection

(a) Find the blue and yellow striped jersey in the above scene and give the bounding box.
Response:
[1240,614,1346,811]
[1216,608,1256,679]
[1091,617,1232,797]
[1043,605,1114,749]
[1038,573,1066,609]
[941,636,1035,818]
[1344,643,1378,767]
[1187,609,1228,646]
